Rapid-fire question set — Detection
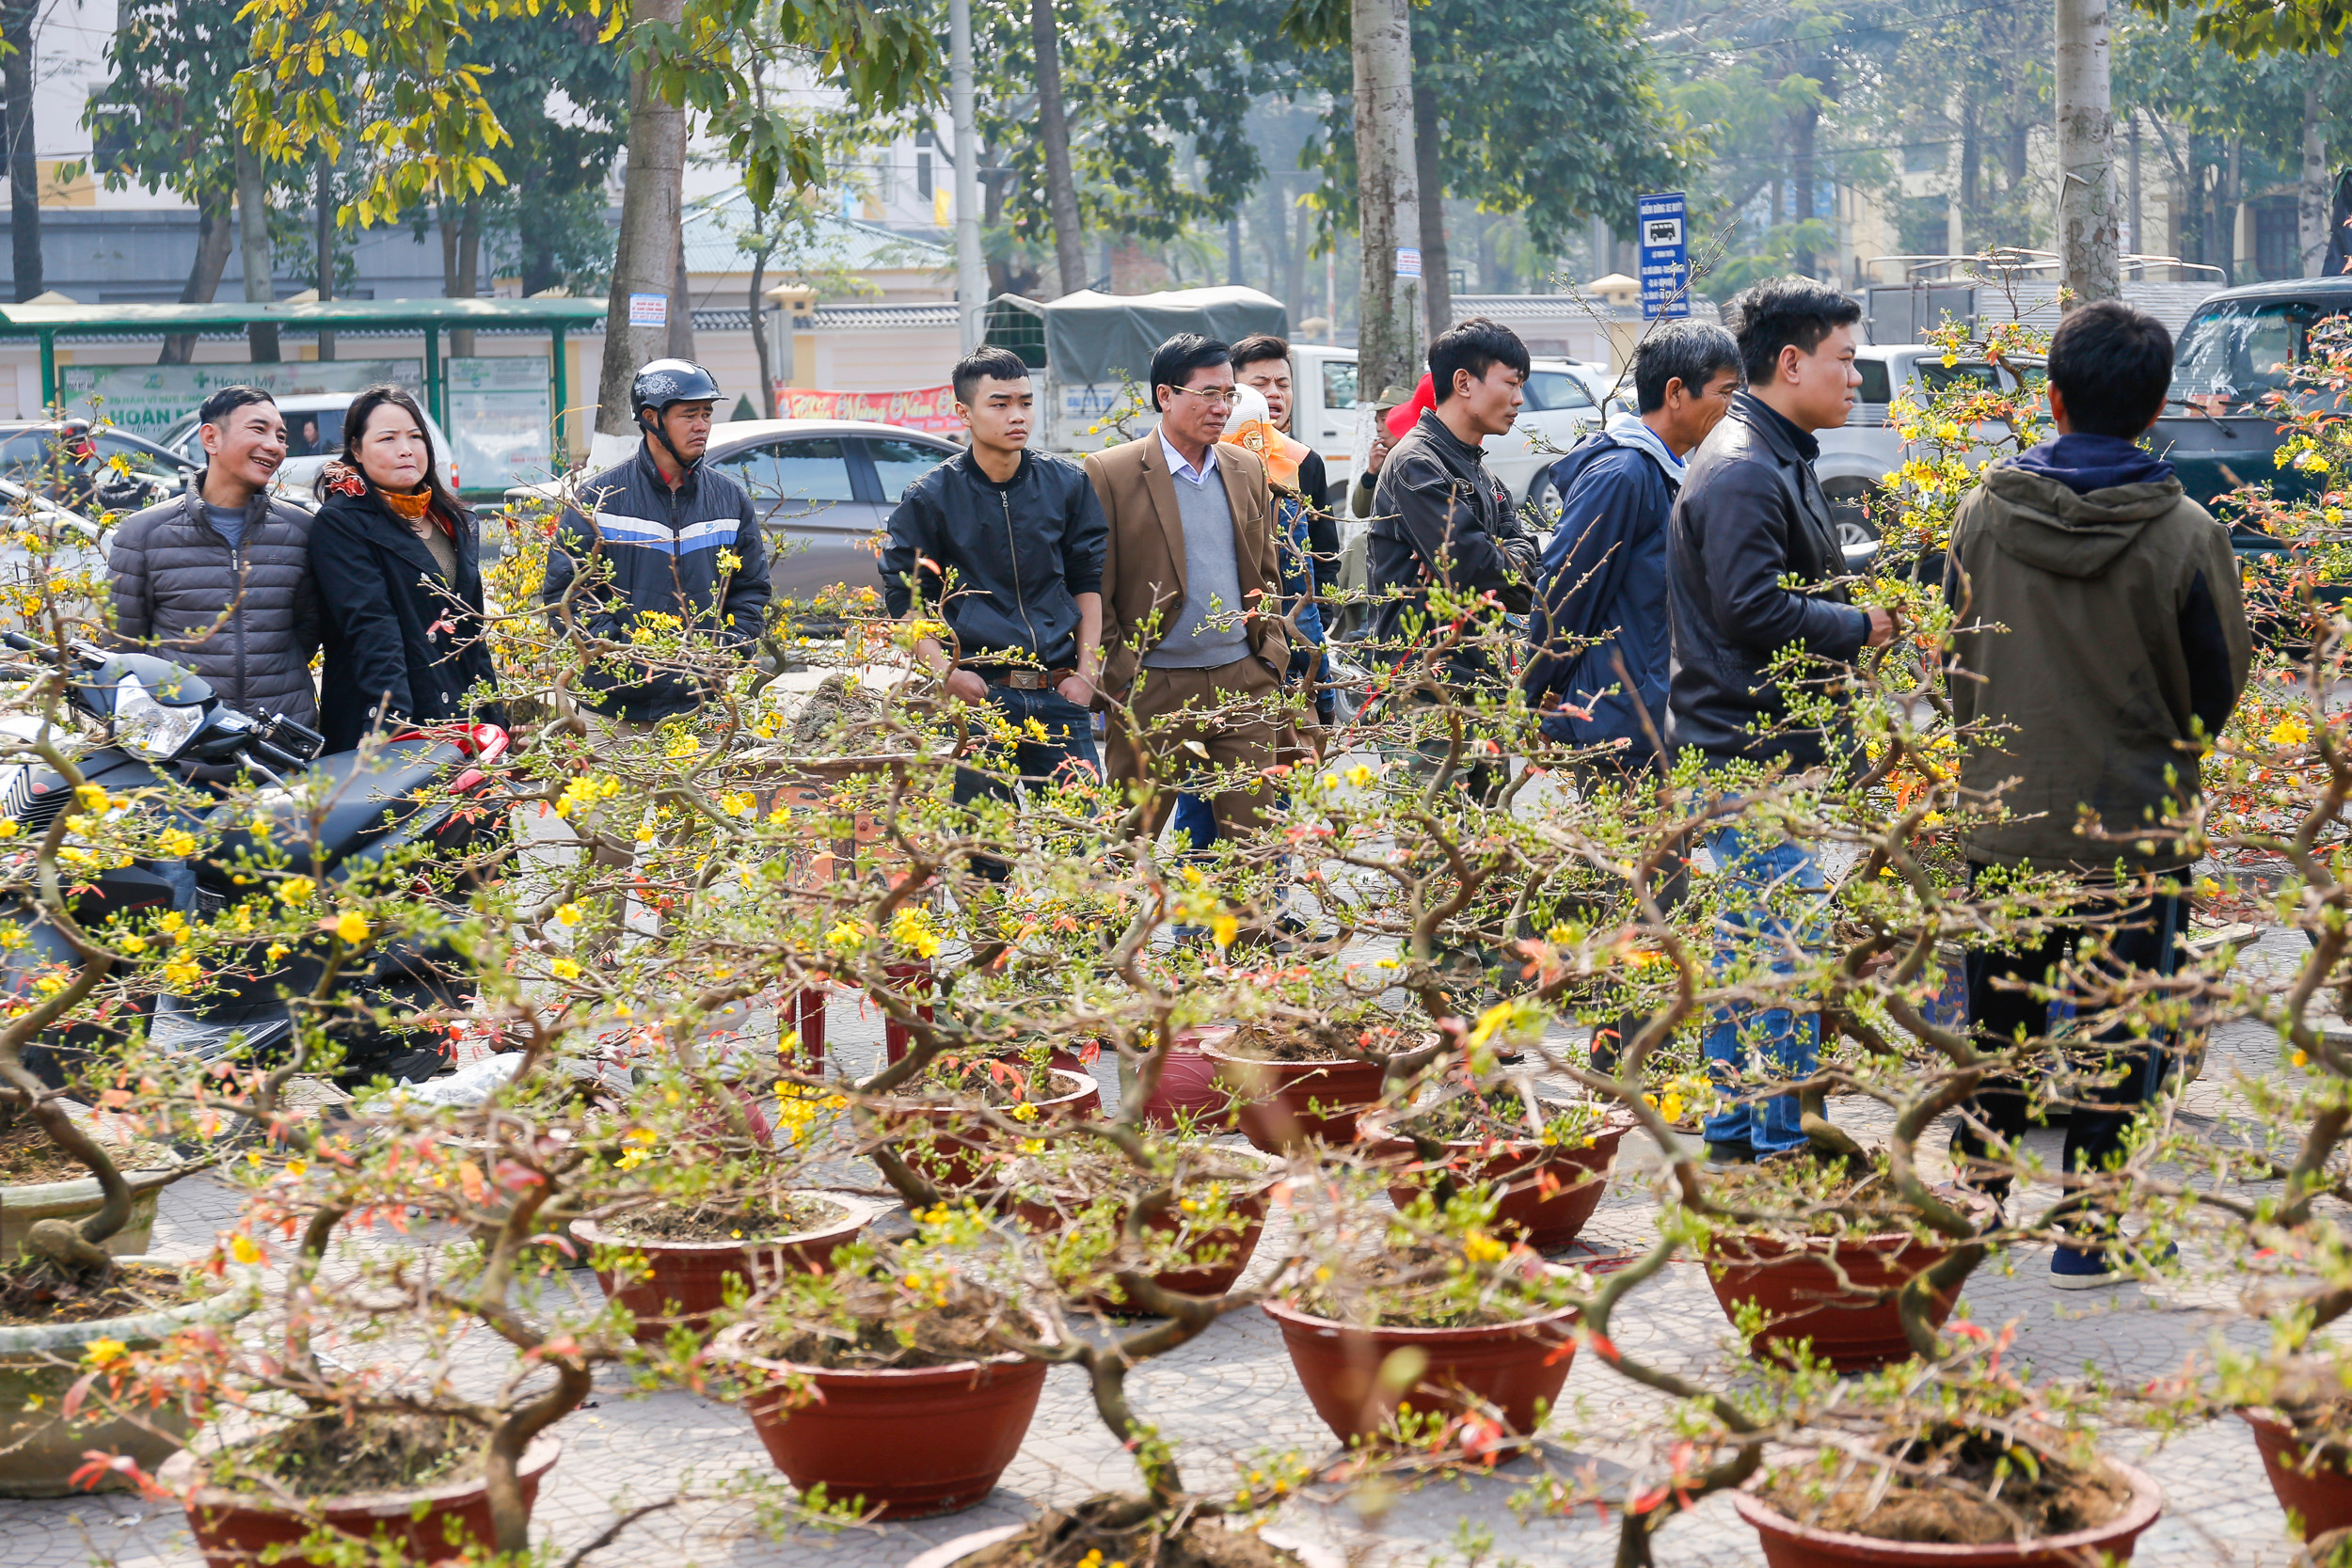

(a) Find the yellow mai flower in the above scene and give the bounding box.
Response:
[2270,715,2312,748]
[119,935,146,955]
[1345,764,1375,788]
[1210,911,1239,948]
[333,911,368,944]
[555,903,582,927]
[265,942,290,963]
[230,1233,262,1265]
[277,876,316,906]
[163,958,202,990]
[83,1338,127,1367]
[551,958,582,981]
[73,783,109,814]
[0,819,19,839]
[159,829,198,858]
[825,920,867,950]
[1463,1230,1509,1267]
[889,906,943,958]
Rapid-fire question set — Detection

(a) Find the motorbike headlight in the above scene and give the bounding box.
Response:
[115,674,206,762]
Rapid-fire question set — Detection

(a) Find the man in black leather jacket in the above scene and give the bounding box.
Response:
[1670,278,1894,1167]
[881,346,1108,852]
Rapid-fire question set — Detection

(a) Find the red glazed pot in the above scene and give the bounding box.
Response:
[1136,1025,1238,1130]
[162,1435,560,1568]
[1200,1039,1394,1151]
[2243,1409,2352,1539]
[572,1192,882,1341]
[1732,1459,2164,1566]
[736,1350,1047,1519]
[1012,1157,1281,1309]
[1705,1227,1965,1373]
[1382,1111,1632,1251]
[1262,1295,1578,1448]
[886,1068,1100,1190]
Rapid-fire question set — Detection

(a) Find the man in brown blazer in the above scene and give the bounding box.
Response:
[1084,334,1292,839]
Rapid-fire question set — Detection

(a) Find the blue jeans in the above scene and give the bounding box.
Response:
[1700,823,1826,1155]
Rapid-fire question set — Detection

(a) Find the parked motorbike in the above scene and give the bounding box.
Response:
[0,632,511,1090]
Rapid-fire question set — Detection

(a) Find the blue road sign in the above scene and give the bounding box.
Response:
[1638,192,1690,321]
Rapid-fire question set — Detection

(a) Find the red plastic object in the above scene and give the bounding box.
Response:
[1732,1461,2163,1566]
[1136,1025,1238,1130]
[886,1069,1099,1190]
[740,1354,1047,1519]
[1263,1295,1578,1448]
[880,959,935,1064]
[163,1437,559,1568]
[784,986,827,1072]
[573,1194,876,1341]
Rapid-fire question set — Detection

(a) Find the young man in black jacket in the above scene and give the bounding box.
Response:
[1670,278,1894,1167]
[880,346,1108,856]
[1369,318,1542,803]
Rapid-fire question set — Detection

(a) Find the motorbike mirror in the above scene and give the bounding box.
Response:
[81,651,215,710]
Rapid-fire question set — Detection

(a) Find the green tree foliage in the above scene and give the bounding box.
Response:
[2133,0,2352,56]
[1282,0,1691,254]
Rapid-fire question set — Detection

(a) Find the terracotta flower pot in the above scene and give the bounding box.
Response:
[571,1192,883,1341]
[1012,1153,1282,1309]
[735,1348,1047,1519]
[1382,1111,1632,1251]
[1705,1227,1965,1373]
[1136,1025,1238,1130]
[1731,1459,2163,1566]
[2243,1409,2352,1540]
[1262,1294,1578,1449]
[0,1259,256,1498]
[162,1434,561,1568]
[886,1068,1100,1191]
[1200,1039,1395,1151]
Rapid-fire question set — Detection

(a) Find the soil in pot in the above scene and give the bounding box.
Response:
[1742,1426,2156,1565]
[1380,1091,1629,1251]
[576,1191,872,1341]
[726,1279,1048,1519]
[1703,1163,1981,1373]
[889,1065,1100,1191]
[166,1412,561,1568]
[1000,1146,1278,1308]
[2244,1409,2352,1540]
[1,1115,175,1259]
[955,1499,1310,1566]
[1268,1243,1581,1449]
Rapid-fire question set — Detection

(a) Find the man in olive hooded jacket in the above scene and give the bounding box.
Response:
[1943,299,2250,1289]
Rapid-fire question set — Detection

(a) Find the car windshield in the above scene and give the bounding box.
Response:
[2170,301,2317,408]
[283,408,345,458]
[1521,371,1595,413]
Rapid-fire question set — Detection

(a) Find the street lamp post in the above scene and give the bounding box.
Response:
[950,0,987,354]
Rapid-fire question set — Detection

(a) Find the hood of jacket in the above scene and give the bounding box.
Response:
[1979,459,2188,580]
[2010,432,2174,494]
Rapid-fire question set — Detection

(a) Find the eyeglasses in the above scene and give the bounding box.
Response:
[1167,387,1241,407]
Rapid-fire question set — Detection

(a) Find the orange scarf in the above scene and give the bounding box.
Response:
[379,485,450,537]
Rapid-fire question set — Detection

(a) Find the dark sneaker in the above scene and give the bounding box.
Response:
[2050,1242,2115,1290]
[1705,1139,1757,1170]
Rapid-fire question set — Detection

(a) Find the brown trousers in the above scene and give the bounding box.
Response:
[1104,656,1293,840]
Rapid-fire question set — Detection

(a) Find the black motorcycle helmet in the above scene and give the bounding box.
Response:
[630,358,723,471]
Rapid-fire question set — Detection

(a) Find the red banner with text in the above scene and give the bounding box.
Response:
[772,384,961,435]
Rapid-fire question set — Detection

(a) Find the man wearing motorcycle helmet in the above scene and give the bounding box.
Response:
[541,359,773,952]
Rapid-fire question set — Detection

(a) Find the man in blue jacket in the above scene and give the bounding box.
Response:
[1524,322,1741,772]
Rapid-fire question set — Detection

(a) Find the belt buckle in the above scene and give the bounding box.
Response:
[1005,670,1044,690]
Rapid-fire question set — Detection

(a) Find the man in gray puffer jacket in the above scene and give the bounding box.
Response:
[109,386,320,728]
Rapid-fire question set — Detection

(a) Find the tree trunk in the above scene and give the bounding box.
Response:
[2301,68,2331,277]
[2054,0,2120,305]
[235,134,279,361]
[751,244,775,418]
[1227,211,1242,287]
[452,200,482,356]
[2126,109,2142,265]
[1790,102,1819,276]
[2,0,39,304]
[161,187,235,365]
[1960,95,1980,218]
[315,150,336,360]
[1030,0,1086,298]
[667,247,695,360]
[1412,80,1451,341]
[596,0,688,450]
[1351,0,1420,404]
[2225,136,2244,284]
[1284,188,1308,320]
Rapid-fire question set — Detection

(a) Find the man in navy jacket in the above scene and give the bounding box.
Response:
[1524,323,1742,773]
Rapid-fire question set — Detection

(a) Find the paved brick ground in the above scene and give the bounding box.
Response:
[3,932,2323,1567]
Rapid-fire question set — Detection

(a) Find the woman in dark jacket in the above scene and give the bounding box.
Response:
[309,385,501,753]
